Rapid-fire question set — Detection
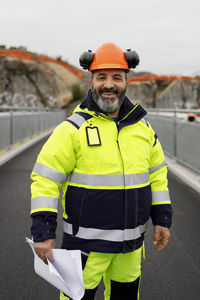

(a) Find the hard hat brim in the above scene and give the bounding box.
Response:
[90,64,130,72]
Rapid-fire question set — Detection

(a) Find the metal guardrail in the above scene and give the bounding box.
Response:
[1,106,199,175]
[0,106,66,152]
[146,108,200,174]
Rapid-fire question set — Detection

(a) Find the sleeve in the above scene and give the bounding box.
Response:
[148,125,172,228]
[30,121,77,241]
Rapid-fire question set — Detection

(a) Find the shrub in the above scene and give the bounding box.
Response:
[72,84,83,101]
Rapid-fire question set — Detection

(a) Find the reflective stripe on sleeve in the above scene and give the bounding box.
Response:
[63,222,148,242]
[152,190,171,204]
[31,196,58,211]
[67,172,149,187]
[149,160,167,174]
[32,162,67,183]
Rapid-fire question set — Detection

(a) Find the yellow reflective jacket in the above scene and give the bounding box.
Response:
[30,91,172,253]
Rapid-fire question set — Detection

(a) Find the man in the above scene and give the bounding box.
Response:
[30,43,172,300]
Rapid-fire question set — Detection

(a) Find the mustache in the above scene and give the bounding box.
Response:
[99,88,118,95]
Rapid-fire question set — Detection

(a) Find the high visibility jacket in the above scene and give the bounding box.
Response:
[30,91,172,253]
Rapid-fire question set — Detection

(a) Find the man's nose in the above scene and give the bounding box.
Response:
[103,78,114,89]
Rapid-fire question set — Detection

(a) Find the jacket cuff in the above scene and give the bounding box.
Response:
[31,212,57,242]
[150,204,172,228]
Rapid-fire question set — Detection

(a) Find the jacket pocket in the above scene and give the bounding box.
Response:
[137,185,152,224]
[65,186,86,235]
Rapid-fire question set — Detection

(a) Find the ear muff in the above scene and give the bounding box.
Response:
[79,50,94,70]
[125,49,140,69]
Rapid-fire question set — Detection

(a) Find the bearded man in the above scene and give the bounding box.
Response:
[30,43,172,300]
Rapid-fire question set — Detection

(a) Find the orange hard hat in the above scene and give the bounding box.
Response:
[79,42,139,72]
[90,43,129,71]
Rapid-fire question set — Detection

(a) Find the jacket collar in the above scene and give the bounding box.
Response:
[80,90,147,125]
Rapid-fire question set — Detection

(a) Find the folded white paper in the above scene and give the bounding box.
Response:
[26,238,85,300]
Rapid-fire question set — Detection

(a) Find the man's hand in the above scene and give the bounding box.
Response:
[153,225,170,252]
[34,239,55,264]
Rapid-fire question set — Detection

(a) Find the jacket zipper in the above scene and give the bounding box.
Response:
[133,188,138,250]
[116,124,128,253]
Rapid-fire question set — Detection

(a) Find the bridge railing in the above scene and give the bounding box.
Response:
[0,106,66,152]
[146,108,200,174]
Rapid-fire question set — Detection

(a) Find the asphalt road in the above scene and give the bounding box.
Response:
[0,138,200,299]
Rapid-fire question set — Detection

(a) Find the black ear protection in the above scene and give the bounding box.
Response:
[125,49,140,69]
[79,50,94,70]
[79,49,140,70]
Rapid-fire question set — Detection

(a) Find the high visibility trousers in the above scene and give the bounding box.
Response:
[60,244,144,300]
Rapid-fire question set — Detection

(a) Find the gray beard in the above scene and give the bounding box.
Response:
[94,96,123,113]
[92,88,126,113]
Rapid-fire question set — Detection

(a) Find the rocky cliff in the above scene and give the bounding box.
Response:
[0,47,84,108]
[126,74,200,108]
[1,47,199,110]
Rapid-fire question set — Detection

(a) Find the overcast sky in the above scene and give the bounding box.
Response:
[1,0,199,75]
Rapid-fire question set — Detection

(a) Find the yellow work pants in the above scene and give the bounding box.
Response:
[60,244,144,300]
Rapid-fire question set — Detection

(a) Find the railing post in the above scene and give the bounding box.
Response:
[10,109,13,147]
[31,108,34,137]
[173,108,177,158]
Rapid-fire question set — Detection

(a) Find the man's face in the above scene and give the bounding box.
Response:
[90,69,127,114]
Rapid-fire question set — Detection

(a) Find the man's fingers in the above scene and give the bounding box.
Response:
[46,249,54,263]
[34,239,55,264]
[153,227,161,248]
[153,226,170,252]
[35,249,54,265]
[35,249,48,264]
[155,238,169,252]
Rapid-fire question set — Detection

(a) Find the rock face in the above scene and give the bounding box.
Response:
[126,74,200,108]
[156,80,200,109]
[126,81,157,107]
[0,49,84,108]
